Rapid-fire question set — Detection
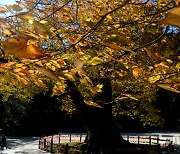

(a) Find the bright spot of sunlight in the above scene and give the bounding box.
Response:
[0,0,16,5]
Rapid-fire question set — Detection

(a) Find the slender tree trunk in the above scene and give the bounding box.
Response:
[66,79,131,153]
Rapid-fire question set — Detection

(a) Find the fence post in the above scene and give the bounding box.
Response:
[157,136,159,145]
[38,138,41,149]
[149,136,151,145]
[59,134,61,144]
[127,136,129,142]
[44,138,46,149]
[50,135,53,153]
[70,134,71,142]
[66,143,68,154]
[138,136,140,145]
[80,134,82,142]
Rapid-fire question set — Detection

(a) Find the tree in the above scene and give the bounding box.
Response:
[0,0,180,152]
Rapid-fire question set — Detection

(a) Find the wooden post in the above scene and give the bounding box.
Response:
[38,138,41,149]
[69,134,71,142]
[59,134,61,144]
[157,136,159,145]
[138,136,140,145]
[50,135,53,153]
[149,136,151,145]
[80,134,82,142]
[127,135,129,142]
[66,143,68,154]
[44,138,46,149]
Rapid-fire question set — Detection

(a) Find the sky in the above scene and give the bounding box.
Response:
[0,0,16,5]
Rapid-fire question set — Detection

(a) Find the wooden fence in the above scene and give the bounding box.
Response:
[39,134,87,153]
[39,134,172,153]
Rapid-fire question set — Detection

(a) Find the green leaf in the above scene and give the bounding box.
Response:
[85,21,95,28]
[33,20,52,39]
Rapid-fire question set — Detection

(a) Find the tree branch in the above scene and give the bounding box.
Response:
[63,0,131,52]
[133,26,169,51]
[41,0,72,20]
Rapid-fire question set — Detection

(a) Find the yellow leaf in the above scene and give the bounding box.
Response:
[158,0,167,8]
[84,100,102,108]
[176,63,180,69]
[14,68,22,73]
[64,73,75,81]
[33,79,46,87]
[148,75,161,84]
[124,93,138,101]
[87,57,103,66]
[3,29,12,35]
[94,84,103,93]
[158,84,180,93]
[18,12,34,20]
[40,20,47,24]
[160,7,180,28]
[16,63,24,68]
[0,62,16,69]
[15,74,29,85]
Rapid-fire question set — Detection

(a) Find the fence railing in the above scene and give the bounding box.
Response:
[39,134,87,153]
[122,135,171,145]
[39,134,172,153]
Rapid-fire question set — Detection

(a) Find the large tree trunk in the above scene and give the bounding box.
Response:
[66,79,131,153]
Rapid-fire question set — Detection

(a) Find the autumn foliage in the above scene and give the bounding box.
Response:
[0,0,179,109]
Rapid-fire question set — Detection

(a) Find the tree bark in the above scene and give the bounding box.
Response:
[66,79,131,153]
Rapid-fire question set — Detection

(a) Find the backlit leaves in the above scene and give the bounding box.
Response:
[87,57,104,66]
[158,84,180,93]
[160,7,180,28]
[84,100,102,108]
[5,4,22,12]
[148,75,161,84]
[74,58,84,69]
[33,20,51,39]
[0,0,179,111]
[14,44,45,59]
[0,6,8,13]
[34,64,60,81]
[18,12,34,20]
[132,68,143,79]
[2,37,45,59]
[2,37,28,54]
